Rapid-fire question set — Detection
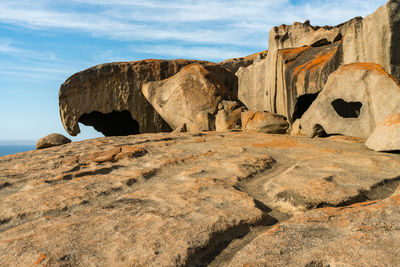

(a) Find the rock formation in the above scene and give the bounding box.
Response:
[215,100,244,132]
[301,63,400,138]
[241,111,289,134]
[9,1,400,266]
[142,64,239,131]
[265,42,342,123]
[260,0,400,122]
[36,133,71,149]
[366,113,400,152]
[236,55,268,111]
[1,132,400,266]
[59,59,237,137]
[219,51,268,73]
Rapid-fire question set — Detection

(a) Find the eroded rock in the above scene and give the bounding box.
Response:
[142,64,238,131]
[366,113,400,152]
[301,63,400,138]
[219,51,268,73]
[265,42,342,123]
[241,111,289,134]
[36,133,71,149]
[59,59,237,136]
[215,100,244,132]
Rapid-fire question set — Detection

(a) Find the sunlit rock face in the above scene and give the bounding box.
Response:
[300,63,400,138]
[59,59,238,136]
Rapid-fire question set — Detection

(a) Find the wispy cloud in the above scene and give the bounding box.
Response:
[129,45,250,61]
[0,0,386,48]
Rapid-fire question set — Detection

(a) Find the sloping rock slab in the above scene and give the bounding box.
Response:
[1,132,400,265]
[301,63,400,138]
[229,193,400,267]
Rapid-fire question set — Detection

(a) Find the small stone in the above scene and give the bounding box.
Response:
[36,134,71,149]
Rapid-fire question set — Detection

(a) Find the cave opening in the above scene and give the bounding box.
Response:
[292,93,320,122]
[331,99,362,118]
[78,110,140,136]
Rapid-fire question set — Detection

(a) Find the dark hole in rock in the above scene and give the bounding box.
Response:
[311,38,331,47]
[79,110,140,136]
[292,93,320,122]
[331,99,362,118]
[313,124,328,137]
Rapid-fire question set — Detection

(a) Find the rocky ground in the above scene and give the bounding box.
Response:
[1,132,399,266]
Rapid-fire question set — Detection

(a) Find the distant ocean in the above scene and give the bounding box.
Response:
[0,145,35,157]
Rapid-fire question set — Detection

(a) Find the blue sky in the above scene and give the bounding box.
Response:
[0,0,386,143]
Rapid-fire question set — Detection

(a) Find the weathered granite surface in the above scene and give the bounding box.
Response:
[1,132,399,266]
[301,63,400,138]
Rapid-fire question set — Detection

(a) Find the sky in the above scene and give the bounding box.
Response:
[0,0,386,143]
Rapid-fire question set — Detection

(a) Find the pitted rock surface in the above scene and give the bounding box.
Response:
[1,132,400,266]
[301,63,400,138]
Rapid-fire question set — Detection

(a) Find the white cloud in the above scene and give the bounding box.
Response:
[130,44,250,61]
[0,0,386,49]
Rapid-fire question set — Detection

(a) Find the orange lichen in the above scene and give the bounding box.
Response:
[294,49,337,76]
[34,253,47,264]
[280,46,311,63]
[383,114,400,127]
[252,139,313,148]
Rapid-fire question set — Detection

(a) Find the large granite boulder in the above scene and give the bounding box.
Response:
[301,63,400,138]
[265,42,342,123]
[215,100,244,132]
[366,113,400,152]
[59,59,237,136]
[236,55,268,111]
[241,111,289,134]
[142,64,239,131]
[36,133,71,149]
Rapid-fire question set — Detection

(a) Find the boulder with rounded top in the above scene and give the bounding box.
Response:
[301,63,400,138]
[142,64,239,131]
[36,133,71,149]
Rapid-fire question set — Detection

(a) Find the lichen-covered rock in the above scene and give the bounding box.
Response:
[301,63,400,138]
[142,64,238,131]
[265,42,342,123]
[59,59,237,136]
[267,20,343,54]
[366,113,400,152]
[36,133,71,149]
[241,111,289,134]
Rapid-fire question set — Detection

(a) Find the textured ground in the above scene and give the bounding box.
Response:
[0,132,399,266]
